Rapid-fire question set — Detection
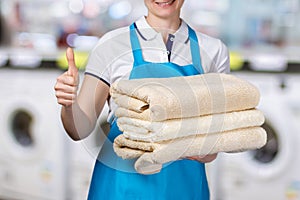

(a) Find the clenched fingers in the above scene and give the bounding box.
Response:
[54,72,79,106]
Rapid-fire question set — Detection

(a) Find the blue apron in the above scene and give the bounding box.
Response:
[87,23,209,200]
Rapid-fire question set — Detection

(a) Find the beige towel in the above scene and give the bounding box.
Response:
[117,109,265,142]
[111,73,260,121]
[113,127,267,174]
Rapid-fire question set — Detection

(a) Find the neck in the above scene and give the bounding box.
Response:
[146,15,181,43]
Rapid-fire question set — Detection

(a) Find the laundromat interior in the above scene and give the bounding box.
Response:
[1,0,300,199]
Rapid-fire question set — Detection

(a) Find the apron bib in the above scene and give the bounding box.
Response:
[88,23,209,200]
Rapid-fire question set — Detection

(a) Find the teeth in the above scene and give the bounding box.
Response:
[156,0,174,5]
[165,0,174,5]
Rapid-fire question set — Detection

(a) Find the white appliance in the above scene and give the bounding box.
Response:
[0,69,69,200]
[211,72,300,200]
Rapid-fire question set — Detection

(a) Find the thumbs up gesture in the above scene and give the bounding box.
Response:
[54,48,79,107]
[66,47,78,77]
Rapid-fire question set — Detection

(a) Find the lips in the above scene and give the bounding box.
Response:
[155,0,176,6]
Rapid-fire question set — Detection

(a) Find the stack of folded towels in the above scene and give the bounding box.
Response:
[110,73,267,175]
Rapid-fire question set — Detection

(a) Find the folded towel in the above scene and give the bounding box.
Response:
[113,127,267,174]
[117,109,265,142]
[111,73,260,121]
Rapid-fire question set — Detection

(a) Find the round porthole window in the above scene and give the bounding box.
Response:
[10,109,35,147]
[249,122,279,164]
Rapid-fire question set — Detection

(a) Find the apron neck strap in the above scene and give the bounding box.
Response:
[129,23,144,65]
[188,25,204,74]
[129,23,204,74]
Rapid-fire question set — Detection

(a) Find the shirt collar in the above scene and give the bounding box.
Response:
[135,16,190,43]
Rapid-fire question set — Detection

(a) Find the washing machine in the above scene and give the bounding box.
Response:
[0,69,69,200]
[211,72,300,200]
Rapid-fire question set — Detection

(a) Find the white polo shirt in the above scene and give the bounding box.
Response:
[85,16,230,121]
[85,16,229,85]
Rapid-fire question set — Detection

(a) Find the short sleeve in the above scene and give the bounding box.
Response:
[85,38,111,86]
[84,26,133,86]
[216,40,230,74]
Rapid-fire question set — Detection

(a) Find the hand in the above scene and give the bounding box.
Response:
[187,153,218,163]
[54,47,79,107]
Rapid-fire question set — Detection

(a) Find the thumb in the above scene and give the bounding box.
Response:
[66,47,78,76]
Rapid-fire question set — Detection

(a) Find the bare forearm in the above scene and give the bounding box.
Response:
[55,48,109,141]
[61,102,96,141]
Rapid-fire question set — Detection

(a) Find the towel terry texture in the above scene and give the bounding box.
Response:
[117,109,265,142]
[110,73,267,174]
[110,73,260,121]
[113,127,267,174]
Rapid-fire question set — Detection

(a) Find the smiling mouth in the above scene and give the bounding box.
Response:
[155,0,176,6]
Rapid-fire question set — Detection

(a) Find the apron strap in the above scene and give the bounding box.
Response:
[130,23,204,74]
[129,23,144,66]
[188,26,204,74]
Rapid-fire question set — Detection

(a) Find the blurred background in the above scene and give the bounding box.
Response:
[0,0,300,200]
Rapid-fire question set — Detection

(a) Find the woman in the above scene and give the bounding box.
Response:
[55,0,230,199]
